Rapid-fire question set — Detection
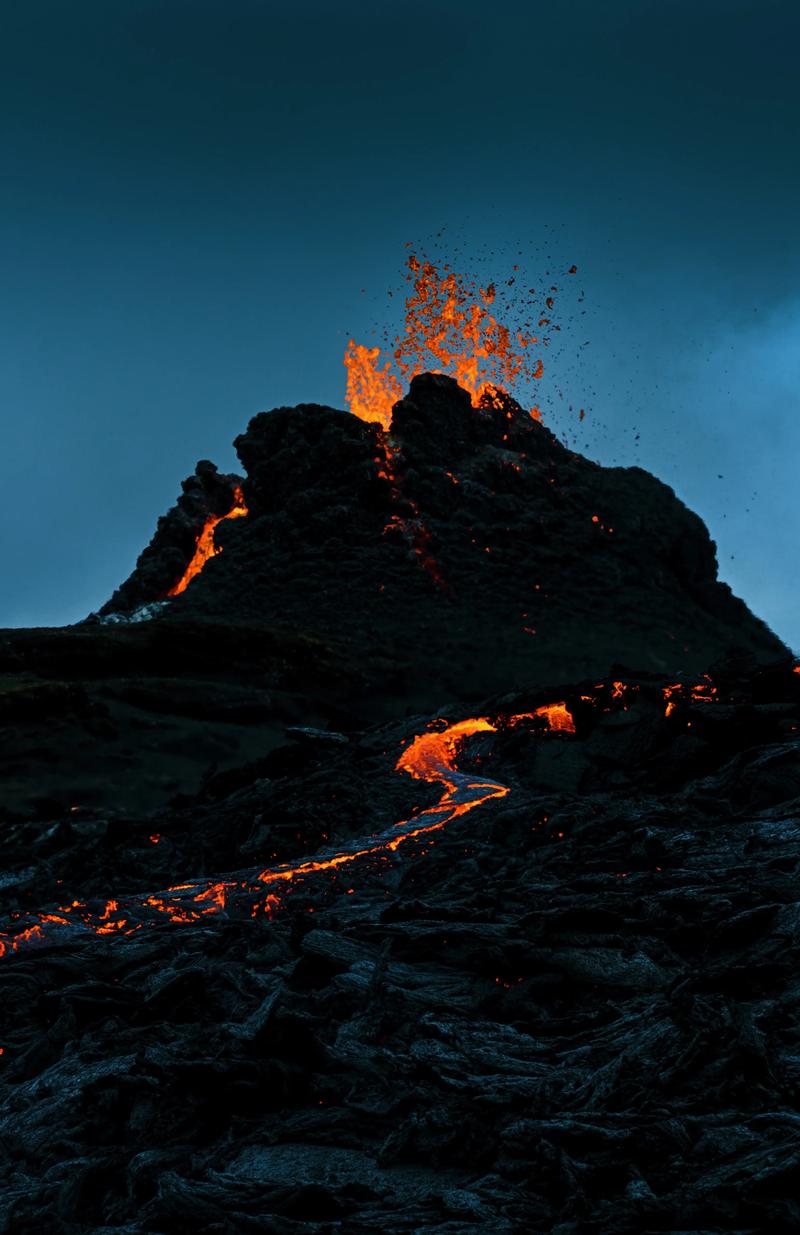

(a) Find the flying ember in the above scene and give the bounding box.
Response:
[344,252,550,428]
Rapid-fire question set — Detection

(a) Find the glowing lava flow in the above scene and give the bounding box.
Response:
[508,703,576,733]
[0,714,529,959]
[167,486,248,597]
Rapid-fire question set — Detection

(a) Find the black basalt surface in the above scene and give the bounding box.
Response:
[0,659,799,1232]
[0,377,796,1233]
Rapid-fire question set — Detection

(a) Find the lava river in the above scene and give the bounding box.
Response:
[0,714,541,959]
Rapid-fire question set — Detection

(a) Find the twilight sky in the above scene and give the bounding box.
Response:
[2,0,798,649]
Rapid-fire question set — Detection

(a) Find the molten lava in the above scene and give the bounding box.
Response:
[167,486,248,597]
[345,253,564,591]
[256,717,508,889]
[0,708,582,957]
[662,677,717,717]
[3,661,787,966]
[345,253,549,428]
[344,344,403,428]
[509,703,576,733]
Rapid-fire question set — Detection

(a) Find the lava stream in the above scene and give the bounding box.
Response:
[0,715,519,958]
[167,486,248,597]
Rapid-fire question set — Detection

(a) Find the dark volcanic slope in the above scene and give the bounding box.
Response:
[104,374,786,713]
[105,460,245,614]
[1,375,798,1233]
[1,661,799,1233]
[1,375,785,819]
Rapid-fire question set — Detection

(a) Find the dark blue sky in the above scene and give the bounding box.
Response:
[3,0,798,649]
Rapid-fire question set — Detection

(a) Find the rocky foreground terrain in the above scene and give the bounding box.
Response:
[0,376,797,1232]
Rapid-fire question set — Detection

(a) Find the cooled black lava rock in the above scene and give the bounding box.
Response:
[0,661,799,1234]
[0,374,796,1234]
[101,374,787,712]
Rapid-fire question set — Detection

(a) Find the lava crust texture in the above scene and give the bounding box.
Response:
[0,377,795,1233]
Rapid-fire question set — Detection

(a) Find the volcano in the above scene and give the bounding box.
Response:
[104,372,782,700]
[0,372,798,1234]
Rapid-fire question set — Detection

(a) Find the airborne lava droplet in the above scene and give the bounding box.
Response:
[344,252,555,428]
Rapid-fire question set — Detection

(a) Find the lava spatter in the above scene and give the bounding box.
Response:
[345,252,550,428]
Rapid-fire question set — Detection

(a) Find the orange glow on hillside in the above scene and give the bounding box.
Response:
[167,486,248,597]
[345,253,550,428]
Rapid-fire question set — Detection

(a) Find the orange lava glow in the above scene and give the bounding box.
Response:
[509,703,576,734]
[256,717,507,886]
[0,711,543,957]
[167,486,248,597]
[345,253,548,428]
[7,670,784,960]
[661,678,718,716]
[344,344,403,429]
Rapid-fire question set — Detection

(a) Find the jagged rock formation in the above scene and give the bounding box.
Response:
[2,375,784,819]
[101,375,787,713]
[102,461,244,613]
